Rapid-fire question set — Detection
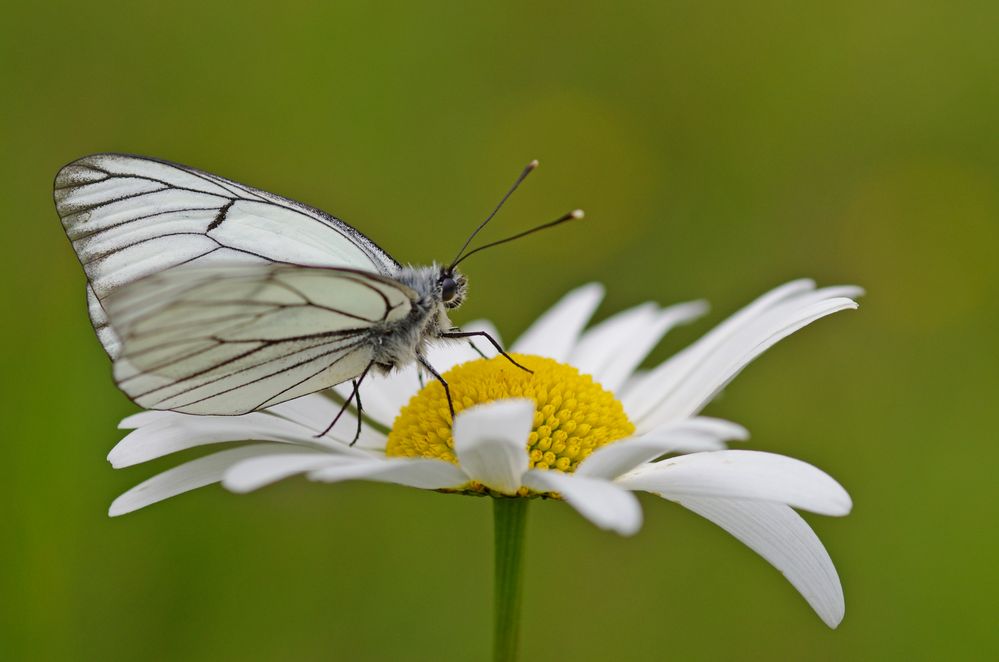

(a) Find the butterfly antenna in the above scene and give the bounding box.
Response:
[448,159,539,271]
[450,209,584,269]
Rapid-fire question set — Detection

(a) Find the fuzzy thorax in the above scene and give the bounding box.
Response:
[368,263,467,371]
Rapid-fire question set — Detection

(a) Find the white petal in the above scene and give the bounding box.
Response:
[624,282,861,427]
[647,297,858,426]
[426,339,479,374]
[109,443,294,516]
[511,283,604,360]
[461,319,504,359]
[223,452,343,493]
[107,412,365,469]
[617,450,851,516]
[569,302,659,374]
[426,318,505,372]
[571,300,708,393]
[576,417,749,480]
[452,399,533,495]
[263,392,339,430]
[621,280,818,422]
[646,416,751,446]
[696,279,819,343]
[600,301,709,393]
[678,497,845,628]
[118,410,174,429]
[265,394,387,450]
[522,469,642,536]
[334,366,422,428]
[308,457,468,489]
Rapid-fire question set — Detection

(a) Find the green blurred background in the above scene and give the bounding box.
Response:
[3,2,997,660]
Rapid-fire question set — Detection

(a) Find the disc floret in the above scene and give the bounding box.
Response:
[386,354,635,488]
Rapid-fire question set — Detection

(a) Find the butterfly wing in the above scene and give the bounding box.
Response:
[54,153,401,359]
[106,263,414,415]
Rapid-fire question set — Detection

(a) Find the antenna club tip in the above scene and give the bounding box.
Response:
[570,209,585,219]
[527,159,539,170]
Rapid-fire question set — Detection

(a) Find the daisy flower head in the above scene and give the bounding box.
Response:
[109,278,860,629]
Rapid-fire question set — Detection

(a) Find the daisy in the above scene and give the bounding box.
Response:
[108,278,859,634]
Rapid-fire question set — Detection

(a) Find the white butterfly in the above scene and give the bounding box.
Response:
[55,153,579,439]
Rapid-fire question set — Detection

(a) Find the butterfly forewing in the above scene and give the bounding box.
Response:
[105,264,414,415]
[87,285,121,358]
[54,153,401,359]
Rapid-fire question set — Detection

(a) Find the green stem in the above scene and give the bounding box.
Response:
[493,497,528,662]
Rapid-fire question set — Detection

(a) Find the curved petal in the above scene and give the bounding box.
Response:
[644,417,751,447]
[223,452,345,493]
[308,457,468,489]
[576,417,749,480]
[109,443,297,516]
[624,282,862,427]
[266,394,387,450]
[570,302,659,374]
[463,319,504,356]
[427,318,505,370]
[572,300,708,393]
[522,469,642,536]
[621,280,818,422]
[262,392,341,430]
[678,497,845,628]
[511,283,604,361]
[334,366,422,428]
[617,450,851,516]
[118,410,174,429]
[647,297,859,427]
[600,301,710,393]
[452,399,533,495]
[107,412,370,469]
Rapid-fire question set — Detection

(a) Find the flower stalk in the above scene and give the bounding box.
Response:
[493,497,528,662]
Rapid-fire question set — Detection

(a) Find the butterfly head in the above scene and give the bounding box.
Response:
[438,268,467,309]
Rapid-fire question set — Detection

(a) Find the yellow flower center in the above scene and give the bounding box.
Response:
[386,354,635,478]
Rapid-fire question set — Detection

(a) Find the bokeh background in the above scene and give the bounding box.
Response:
[3,2,997,660]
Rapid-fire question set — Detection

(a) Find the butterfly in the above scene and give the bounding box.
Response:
[54,153,580,442]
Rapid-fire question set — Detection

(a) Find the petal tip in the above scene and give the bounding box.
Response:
[220,477,253,494]
[106,448,128,469]
[614,512,644,536]
[107,497,134,518]
[831,490,853,516]
[822,605,846,629]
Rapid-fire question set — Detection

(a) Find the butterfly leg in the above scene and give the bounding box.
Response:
[418,355,455,421]
[316,361,373,443]
[440,330,533,374]
[350,381,364,447]
[449,326,488,359]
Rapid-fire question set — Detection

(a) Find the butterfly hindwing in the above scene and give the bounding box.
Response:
[105,264,415,415]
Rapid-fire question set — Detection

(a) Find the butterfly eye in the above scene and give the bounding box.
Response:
[440,277,458,302]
